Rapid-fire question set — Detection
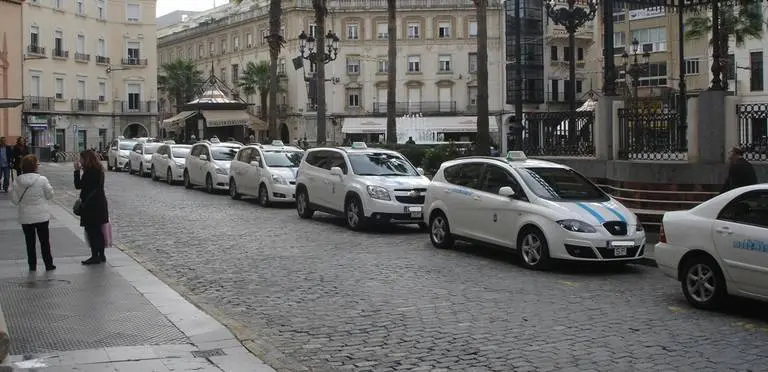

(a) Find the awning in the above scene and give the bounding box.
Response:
[246,112,268,131]
[162,111,197,127]
[202,110,250,128]
[0,99,24,109]
[418,116,499,133]
[342,118,386,133]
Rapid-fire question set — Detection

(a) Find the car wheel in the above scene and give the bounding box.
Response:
[151,166,159,181]
[113,160,119,172]
[345,195,367,231]
[167,168,174,185]
[296,188,314,219]
[518,227,552,270]
[183,171,192,189]
[205,173,214,193]
[258,184,271,207]
[429,212,454,249]
[229,178,241,200]
[127,161,133,174]
[681,255,727,310]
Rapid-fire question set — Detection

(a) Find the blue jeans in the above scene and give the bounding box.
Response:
[0,166,9,191]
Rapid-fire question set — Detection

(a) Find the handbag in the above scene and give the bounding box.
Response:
[73,190,97,216]
[102,222,113,248]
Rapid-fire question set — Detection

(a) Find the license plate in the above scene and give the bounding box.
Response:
[609,241,634,248]
[614,247,627,256]
[407,206,422,218]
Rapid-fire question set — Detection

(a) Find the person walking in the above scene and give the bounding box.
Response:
[9,155,56,271]
[0,137,13,192]
[12,137,29,176]
[721,146,759,193]
[74,150,110,265]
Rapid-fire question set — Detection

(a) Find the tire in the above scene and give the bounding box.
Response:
[151,166,159,181]
[429,211,454,249]
[167,168,174,185]
[258,184,270,207]
[517,227,552,270]
[229,178,241,200]
[183,170,193,189]
[205,173,214,193]
[296,187,314,219]
[345,195,367,231]
[680,255,727,310]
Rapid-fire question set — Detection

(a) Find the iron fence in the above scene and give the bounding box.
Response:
[515,111,595,157]
[736,103,768,162]
[617,107,687,160]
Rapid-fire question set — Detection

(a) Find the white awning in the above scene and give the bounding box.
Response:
[342,117,386,133]
[245,112,268,131]
[162,111,197,127]
[342,116,500,134]
[202,110,251,128]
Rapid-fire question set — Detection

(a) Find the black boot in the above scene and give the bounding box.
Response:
[81,257,100,265]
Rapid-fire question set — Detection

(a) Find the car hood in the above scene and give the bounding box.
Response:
[173,158,186,165]
[362,175,430,190]
[270,167,298,180]
[214,160,231,170]
[541,198,637,226]
[143,155,152,161]
[119,150,130,157]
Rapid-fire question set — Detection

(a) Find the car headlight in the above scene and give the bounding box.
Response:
[366,185,391,201]
[214,168,228,175]
[557,219,597,233]
[271,174,286,185]
[176,162,185,169]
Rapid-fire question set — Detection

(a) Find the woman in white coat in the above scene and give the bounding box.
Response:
[10,155,56,271]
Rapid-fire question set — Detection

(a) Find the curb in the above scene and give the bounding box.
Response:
[0,304,9,364]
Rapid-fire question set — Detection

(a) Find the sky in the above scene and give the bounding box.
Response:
[156,0,230,17]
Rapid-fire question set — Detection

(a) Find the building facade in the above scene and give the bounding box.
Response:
[157,0,505,145]
[0,0,24,143]
[22,0,158,153]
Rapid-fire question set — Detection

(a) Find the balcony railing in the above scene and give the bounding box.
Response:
[121,58,148,66]
[71,99,100,112]
[52,49,69,59]
[24,96,55,112]
[74,52,90,62]
[115,100,157,113]
[96,56,110,64]
[372,101,457,115]
[27,45,46,55]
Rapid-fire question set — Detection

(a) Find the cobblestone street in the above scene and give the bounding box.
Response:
[43,163,768,372]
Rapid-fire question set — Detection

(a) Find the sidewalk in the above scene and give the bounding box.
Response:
[0,190,275,371]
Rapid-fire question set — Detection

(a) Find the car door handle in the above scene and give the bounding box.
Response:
[715,227,733,235]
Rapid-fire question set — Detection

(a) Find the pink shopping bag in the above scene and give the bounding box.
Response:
[102,222,113,248]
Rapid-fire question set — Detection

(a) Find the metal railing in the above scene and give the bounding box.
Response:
[736,103,768,162]
[52,49,69,59]
[618,107,687,161]
[95,56,110,64]
[24,96,56,112]
[516,111,595,157]
[74,52,90,62]
[114,100,157,113]
[71,99,99,112]
[27,45,45,55]
[372,101,457,115]
[121,58,148,66]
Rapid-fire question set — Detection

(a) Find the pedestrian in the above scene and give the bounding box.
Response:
[74,150,110,265]
[721,146,759,193]
[12,137,29,176]
[405,136,416,145]
[9,155,56,271]
[0,137,13,192]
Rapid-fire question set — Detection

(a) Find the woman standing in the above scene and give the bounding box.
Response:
[74,150,109,265]
[12,137,30,176]
[10,155,56,271]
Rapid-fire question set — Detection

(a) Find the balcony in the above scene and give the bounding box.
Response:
[24,96,55,112]
[71,99,99,112]
[121,58,148,66]
[115,100,156,114]
[26,45,46,56]
[52,49,69,59]
[95,56,110,65]
[74,53,90,62]
[372,101,457,115]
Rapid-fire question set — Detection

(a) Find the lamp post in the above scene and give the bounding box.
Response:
[545,0,596,144]
[298,29,339,145]
[621,39,651,103]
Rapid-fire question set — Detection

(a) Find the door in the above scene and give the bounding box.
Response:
[441,162,485,239]
[712,190,768,296]
[438,87,451,112]
[323,151,348,211]
[187,145,201,183]
[246,148,264,195]
[131,143,142,171]
[195,146,210,184]
[377,88,387,111]
[477,165,529,248]
[233,148,253,194]
[408,87,421,112]
[302,151,329,207]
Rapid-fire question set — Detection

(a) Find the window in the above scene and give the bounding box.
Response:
[209,41,214,55]
[407,22,420,39]
[638,61,668,87]
[377,57,388,73]
[443,163,485,189]
[232,64,239,84]
[55,77,64,99]
[347,88,361,107]
[97,0,105,19]
[631,27,666,53]
[576,80,583,93]
[377,88,387,103]
[613,11,626,23]
[309,24,317,38]
[685,58,701,75]
[468,86,478,105]
[233,35,240,50]
[346,57,360,75]
[126,3,140,22]
[438,55,451,72]
[438,21,451,38]
[347,23,359,40]
[98,38,106,56]
[30,26,39,47]
[187,47,193,60]
[98,81,106,101]
[468,21,478,38]
[407,55,421,72]
[564,47,571,61]
[76,80,86,99]
[76,0,84,15]
[220,39,227,54]
[29,75,40,96]
[751,51,764,91]
[127,83,141,110]
[246,33,253,47]
[613,31,625,55]
[717,191,768,228]
[127,41,140,60]
[481,166,525,199]
[54,30,64,53]
[577,47,584,61]
[468,53,477,73]
[261,30,268,44]
[198,44,204,58]
[54,0,62,9]
[220,67,227,83]
[377,23,388,39]
[550,46,558,61]
[76,34,85,53]
[278,58,286,75]
[551,79,559,101]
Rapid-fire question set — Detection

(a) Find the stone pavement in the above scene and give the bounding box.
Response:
[0,188,275,371]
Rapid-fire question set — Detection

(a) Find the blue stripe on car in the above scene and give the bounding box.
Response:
[577,203,605,223]
[601,203,626,222]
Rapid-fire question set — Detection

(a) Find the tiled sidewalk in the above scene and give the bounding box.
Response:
[0,189,275,371]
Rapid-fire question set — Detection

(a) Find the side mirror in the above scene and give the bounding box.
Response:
[199,154,208,161]
[330,166,344,176]
[498,186,516,198]
[416,167,425,176]
[250,161,260,167]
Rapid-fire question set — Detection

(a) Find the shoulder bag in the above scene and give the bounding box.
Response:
[73,190,97,216]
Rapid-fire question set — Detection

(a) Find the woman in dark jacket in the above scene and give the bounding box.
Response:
[12,137,29,176]
[74,150,110,265]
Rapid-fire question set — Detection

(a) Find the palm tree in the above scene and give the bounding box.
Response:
[684,0,764,88]
[472,0,490,155]
[239,61,270,121]
[386,0,397,144]
[158,59,204,113]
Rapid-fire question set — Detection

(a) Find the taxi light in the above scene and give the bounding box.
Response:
[659,224,667,243]
[506,151,527,161]
[271,140,285,146]
[351,142,368,149]
[164,140,176,144]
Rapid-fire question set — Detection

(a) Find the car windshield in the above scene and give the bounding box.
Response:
[171,148,190,158]
[119,142,136,150]
[348,152,419,176]
[264,150,303,167]
[144,145,160,155]
[515,167,607,201]
[211,146,239,161]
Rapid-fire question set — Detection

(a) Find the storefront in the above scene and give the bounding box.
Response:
[342,116,500,144]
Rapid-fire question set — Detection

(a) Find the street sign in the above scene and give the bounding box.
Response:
[72,125,78,135]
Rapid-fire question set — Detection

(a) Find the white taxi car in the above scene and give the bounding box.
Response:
[655,184,768,310]
[229,141,304,206]
[150,143,192,185]
[424,152,646,270]
[294,142,429,230]
[128,142,162,177]
[107,137,137,172]
[183,140,242,193]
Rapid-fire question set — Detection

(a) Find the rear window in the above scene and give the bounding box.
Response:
[144,145,160,154]
[172,148,190,158]
[119,142,136,150]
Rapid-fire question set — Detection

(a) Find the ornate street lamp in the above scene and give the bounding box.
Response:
[545,0,597,144]
[298,29,339,145]
[621,38,651,102]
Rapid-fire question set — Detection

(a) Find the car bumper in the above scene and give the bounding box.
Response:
[212,173,229,190]
[364,198,424,224]
[270,183,296,202]
[654,242,689,280]
[549,233,647,262]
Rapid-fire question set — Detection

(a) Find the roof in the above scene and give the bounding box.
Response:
[442,156,572,170]
[259,145,303,151]
[170,144,192,148]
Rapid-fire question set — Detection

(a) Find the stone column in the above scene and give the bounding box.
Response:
[694,90,727,164]
[594,96,621,160]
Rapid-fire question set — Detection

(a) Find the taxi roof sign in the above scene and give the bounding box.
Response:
[271,140,285,146]
[506,151,527,161]
[351,142,368,149]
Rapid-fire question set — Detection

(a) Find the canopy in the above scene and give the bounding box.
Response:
[202,110,250,127]
[342,118,386,133]
[342,116,499,134]
[246,113,268,131]
[0,99,24,109]
[162,111,197,128]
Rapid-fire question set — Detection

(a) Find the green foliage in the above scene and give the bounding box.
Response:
[684,0,764,46]
[238,61,270,98]
[158,59,204,111]
[376,143,467,175]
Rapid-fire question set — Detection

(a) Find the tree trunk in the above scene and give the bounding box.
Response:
[314,0,327,146]
[475,0,490,155]
[260,89,269,122]
[720,18,730,90]
[386,0,397,144]
[267,0,282,141]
